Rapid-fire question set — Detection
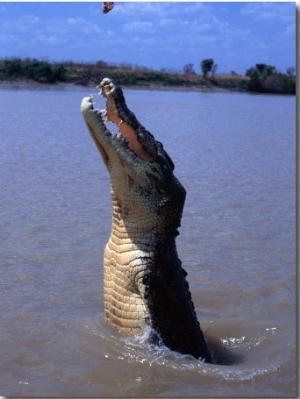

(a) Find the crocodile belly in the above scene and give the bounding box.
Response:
[103,239,150,334]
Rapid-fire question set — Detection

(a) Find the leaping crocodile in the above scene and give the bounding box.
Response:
[81,78,211,362]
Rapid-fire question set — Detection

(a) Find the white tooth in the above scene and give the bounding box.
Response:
[100,108,107,117]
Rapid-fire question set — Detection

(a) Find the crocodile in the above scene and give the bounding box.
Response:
[81,78,211,362]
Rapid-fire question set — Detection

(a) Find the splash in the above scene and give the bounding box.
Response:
[85,319,282,382]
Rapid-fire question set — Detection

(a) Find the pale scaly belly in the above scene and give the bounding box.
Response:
[103,237,150,334]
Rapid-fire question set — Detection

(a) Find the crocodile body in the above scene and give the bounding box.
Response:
[81,78,211,361]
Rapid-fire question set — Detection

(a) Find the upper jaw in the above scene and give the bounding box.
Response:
[94,78,155,161]
[96,78,125,125]
[96,77,116,97]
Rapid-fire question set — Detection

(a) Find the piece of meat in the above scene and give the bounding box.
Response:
[102,2,114,14]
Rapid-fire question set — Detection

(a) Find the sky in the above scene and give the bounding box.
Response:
[0,1,296,75]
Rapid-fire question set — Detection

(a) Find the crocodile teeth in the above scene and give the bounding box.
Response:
[99,108,109,123]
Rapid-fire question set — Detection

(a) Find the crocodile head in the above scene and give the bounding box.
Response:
[96,77,159,162]
[81,77,175,175]
[81,77,186,238]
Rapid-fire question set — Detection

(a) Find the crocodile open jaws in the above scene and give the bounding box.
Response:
[81,78,211,362]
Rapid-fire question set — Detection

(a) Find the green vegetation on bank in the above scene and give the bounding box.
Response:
[0,57,295,95]
[246,63,295,94]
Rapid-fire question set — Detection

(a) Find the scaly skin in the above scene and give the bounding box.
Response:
[81,78,211,361]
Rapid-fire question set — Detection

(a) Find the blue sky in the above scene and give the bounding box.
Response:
[0,2,296,75]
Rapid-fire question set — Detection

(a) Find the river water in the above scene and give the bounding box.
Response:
[0,86,296,397]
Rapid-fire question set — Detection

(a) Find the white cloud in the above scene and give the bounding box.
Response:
[123,21,154,33]
[0,13,107,50]
[285,23,295,37]
[66,17,85,26]
[115,2,171,17]
[114,1,211,20]
[240,3,295,23]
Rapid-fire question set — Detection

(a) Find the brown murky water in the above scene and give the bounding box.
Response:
[0,86,296,397]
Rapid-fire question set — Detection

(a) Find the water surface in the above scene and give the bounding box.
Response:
[0,86,296,396]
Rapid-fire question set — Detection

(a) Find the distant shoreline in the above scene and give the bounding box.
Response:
[1,58,295,95]
[0,79,229,92]
[0,78,295,96]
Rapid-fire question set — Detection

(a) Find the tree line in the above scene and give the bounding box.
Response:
[0,57,295,95]
[245,63,295,94]
[1,58,66,83]
[183,58,295,94]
